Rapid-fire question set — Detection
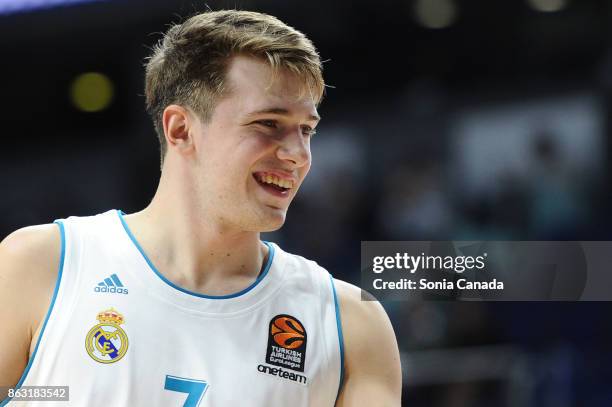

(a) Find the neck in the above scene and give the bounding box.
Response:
[122,166,268,296]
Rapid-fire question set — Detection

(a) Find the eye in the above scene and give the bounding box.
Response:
[256,119,278,129]
[301,125,317,138]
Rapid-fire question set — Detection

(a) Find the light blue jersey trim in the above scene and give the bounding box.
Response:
[329,275,345,404]
[0,221,66,406]
[116,210,275,299]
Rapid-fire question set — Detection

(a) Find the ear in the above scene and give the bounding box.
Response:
[162,104,196,155]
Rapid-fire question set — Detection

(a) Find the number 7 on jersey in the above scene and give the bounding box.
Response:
[164,375,209,407]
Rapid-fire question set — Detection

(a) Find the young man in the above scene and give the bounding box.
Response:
[0,10,401,406]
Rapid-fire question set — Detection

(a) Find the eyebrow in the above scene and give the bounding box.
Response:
[246,107,321,122]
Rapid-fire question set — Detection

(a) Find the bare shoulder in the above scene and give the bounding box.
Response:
[0,224,62,389]
[333,279,402,406]
[333,279,397,354]
[0,224,62,293]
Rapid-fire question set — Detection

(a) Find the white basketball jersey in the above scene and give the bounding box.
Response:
[2,210,344,407]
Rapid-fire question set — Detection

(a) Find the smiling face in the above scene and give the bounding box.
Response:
[188,56,320,232]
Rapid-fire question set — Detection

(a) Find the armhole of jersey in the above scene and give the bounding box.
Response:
[0,221,66,407]
[329,275,345,405]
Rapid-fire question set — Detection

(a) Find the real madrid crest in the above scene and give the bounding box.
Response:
[85,308,129,364]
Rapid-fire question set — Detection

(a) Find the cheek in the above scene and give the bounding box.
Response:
[304,144,313,169]
[237,134,278,166]
[248,131,278,149]
[206,133,269,169]
[299,157,312,181]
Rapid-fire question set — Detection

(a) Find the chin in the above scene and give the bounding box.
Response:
[237,206,287,232]
[258,215,286,232]
[256,208,287,232]
[259,223,284,233]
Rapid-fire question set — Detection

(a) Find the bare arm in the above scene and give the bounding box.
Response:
[0,225,61,396]
[334,279,402,407]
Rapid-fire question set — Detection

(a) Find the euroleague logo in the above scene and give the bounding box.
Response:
[265,314,307,372]
[271,315,305,349]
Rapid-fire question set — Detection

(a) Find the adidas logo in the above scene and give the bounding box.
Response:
[94,273,129,295]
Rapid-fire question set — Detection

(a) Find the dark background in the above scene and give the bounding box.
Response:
[2,0,612,405]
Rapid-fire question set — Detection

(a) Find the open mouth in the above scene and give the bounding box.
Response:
[253,172,294,196]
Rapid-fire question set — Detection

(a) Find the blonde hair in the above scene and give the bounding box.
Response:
[144,10,325,165]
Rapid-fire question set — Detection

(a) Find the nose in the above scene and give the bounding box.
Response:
[276,128,311,167]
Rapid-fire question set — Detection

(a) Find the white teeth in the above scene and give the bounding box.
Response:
[257,173,293,189]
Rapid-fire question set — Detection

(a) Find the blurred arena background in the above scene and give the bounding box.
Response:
[2,0,612,405]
